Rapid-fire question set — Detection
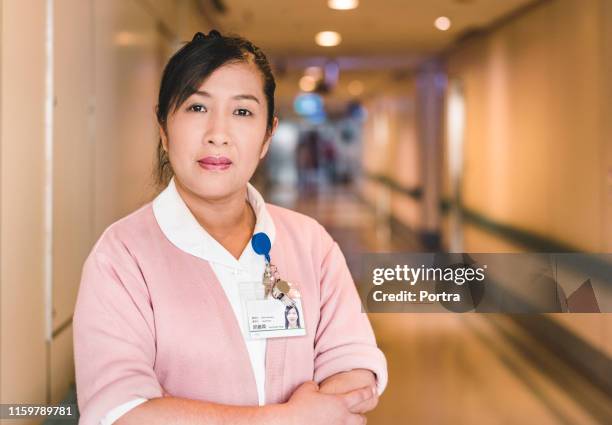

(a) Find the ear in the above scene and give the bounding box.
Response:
[259,116,279,160]
[158,123,169,152]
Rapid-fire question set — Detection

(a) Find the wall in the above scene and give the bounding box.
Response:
[0,0,48,417]
[441,0,611,357]
[360,63,446,247]
[361,82,426,236]
[443,0,610,252]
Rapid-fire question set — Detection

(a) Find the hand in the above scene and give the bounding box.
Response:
[319,370,379,414]
[283,380,374,425]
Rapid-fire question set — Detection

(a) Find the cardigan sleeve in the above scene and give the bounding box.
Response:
[73,233,163,425]
[312,229,388,395]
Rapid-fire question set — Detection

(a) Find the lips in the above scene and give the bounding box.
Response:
[197,156,232,171]
[199,156,232,165]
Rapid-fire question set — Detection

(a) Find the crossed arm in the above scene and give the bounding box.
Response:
[318,368,379,413]
[115,369,379,425]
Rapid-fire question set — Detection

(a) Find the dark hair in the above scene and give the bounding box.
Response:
[154,29,276,187]
[284,305,301,329]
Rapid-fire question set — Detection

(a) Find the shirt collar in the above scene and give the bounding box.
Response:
[152,177,276,269]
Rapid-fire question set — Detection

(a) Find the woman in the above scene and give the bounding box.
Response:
[73,30,387,425]
[285,305,301,329]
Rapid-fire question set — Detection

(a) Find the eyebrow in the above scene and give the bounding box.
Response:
[193,90,260,104]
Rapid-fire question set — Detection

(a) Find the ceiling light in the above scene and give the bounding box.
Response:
[315,31,342,47]
[328,0,359,10]
[434,16,451,31]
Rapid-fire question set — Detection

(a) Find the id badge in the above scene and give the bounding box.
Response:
[239,282,306,339]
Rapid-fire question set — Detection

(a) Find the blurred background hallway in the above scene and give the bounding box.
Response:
[1,0,611,424]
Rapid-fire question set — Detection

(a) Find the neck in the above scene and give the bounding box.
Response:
[174,178,256,243]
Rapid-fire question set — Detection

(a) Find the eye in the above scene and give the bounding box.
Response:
[234,108,252,116]
[188,104,207,112]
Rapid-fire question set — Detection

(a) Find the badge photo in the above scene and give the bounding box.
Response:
[246,297,306,339]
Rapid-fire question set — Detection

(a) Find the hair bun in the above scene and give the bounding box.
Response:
[191,30,221,43]
[191,32,207,42]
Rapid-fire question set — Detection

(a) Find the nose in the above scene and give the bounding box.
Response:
[204,110,230,147]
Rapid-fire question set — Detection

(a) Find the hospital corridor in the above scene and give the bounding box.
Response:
[1,1,611,424]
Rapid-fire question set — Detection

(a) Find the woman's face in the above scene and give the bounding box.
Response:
[287,308,298,326]
[160,61,278,200]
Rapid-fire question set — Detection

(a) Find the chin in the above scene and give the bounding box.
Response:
[190,178,244,200]
[192,184,233,200]
[174,166,248,198]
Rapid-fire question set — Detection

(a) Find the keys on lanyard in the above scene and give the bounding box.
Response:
[262,262,275,298]
[251,232,296,307]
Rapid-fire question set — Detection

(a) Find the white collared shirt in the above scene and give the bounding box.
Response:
[100,178,274,424]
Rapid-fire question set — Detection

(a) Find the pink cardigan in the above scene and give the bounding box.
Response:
[73,200,388,425]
